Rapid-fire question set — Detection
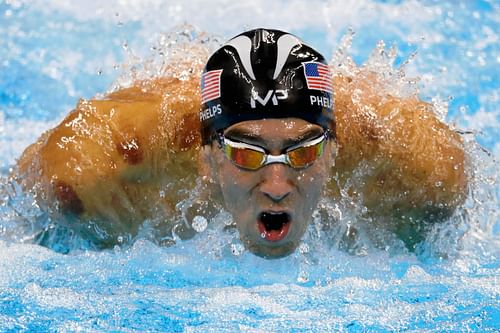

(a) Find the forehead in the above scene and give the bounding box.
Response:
[224,118,323,142]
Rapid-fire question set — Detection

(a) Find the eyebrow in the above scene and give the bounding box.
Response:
[224,126,324,149]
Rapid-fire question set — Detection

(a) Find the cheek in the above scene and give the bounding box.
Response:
[297,165,328,206]
[216,163,253,210]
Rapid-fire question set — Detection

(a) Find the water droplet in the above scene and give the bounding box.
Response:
[192,215,207,233]
[297,271,309,283]
[351,89,362,104]
[298,243,309,254]
[230,243,244,256]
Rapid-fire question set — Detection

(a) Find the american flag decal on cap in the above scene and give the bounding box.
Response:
[201,69,223,104]
[303,62,333,94]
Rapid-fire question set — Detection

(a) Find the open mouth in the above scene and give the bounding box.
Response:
[257,211,291,242]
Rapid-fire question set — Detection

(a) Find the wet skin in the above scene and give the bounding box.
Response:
[202,118,336,259]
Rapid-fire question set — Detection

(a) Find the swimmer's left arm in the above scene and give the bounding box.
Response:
[329,72,467,238]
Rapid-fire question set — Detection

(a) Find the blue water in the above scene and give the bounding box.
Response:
[0,1,499,331]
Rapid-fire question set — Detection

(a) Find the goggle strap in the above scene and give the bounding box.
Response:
[286,131,329,152]
[222,137,266,152]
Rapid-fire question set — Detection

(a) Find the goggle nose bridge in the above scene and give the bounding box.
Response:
[262,153,291,166]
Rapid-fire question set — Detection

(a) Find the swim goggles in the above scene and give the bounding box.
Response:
[218,131,329,170]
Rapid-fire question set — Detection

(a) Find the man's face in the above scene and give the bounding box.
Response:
[204,118,334,258]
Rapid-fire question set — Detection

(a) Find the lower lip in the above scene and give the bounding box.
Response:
[257,220,291,242]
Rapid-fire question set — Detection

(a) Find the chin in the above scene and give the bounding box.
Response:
[245,240,298,259]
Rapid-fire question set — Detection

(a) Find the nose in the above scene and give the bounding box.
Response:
[259,163,293,202]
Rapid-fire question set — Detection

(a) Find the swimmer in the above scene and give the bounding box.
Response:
[15,28,467,257]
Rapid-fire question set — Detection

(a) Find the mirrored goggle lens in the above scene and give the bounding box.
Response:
[288,139,325,168]
[224,145,265,170]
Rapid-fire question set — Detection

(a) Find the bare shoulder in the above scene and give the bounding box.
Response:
[329,70,467,244]
[15,75,203,246]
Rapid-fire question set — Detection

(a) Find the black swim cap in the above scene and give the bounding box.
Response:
[199,28,335,145]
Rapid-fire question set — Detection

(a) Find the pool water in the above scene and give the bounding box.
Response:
[0,0,498,331]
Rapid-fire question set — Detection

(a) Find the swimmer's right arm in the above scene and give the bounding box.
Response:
[15,77,203,243]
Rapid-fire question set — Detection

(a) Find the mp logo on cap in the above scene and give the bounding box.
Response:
[250,89,288,108]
